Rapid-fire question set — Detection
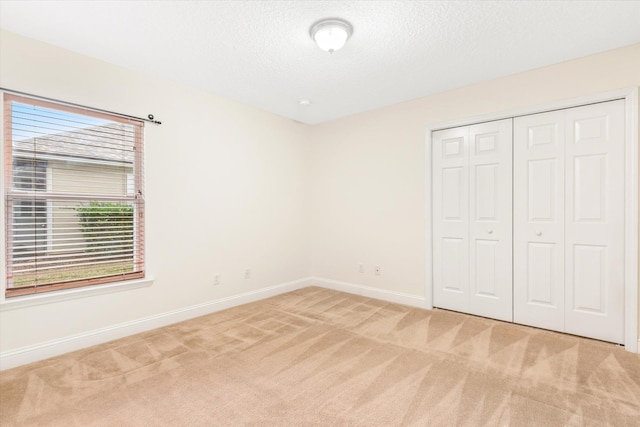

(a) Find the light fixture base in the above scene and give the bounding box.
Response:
[310,18,353,53]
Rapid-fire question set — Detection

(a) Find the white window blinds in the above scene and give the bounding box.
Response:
[3,93,145,296]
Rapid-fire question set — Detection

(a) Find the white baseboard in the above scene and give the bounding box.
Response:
[0,277,428,370]
[3,275,631,370]
[310,276,426,309]
[0,277,314,371]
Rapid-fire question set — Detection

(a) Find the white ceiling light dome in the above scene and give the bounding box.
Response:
[310,18,353,53]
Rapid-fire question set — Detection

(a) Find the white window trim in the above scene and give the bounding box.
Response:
[0,276,154,311]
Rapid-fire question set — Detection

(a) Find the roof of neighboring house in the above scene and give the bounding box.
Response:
[13,122,136,165]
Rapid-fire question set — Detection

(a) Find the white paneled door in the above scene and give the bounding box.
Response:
[514,100,625,343]
[433,119,513,321]
[563,101,625,343]
[468,121,513,321]
[513,110,566,331]
[433,126,469,313]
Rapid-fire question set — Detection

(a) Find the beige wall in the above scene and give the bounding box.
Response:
[0,30,311,352]
[309,43,640,332]
[0,29,638,356]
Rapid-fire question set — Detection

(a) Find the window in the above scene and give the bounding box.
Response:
[3,93,145,297]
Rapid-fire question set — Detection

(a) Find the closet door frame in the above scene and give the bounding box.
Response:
[425,87,639,353]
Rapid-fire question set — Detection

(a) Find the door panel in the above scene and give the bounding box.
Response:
[526,242,558,307]
[528,159,556,221]
[474,239,498,296]
[514,111,565,331]
[468,119,512,321]
[433,127,469,312]
[443,167,464,220]
[443,136,465,158]
[573,154,606,222]
[474,163,498,220]
[564,100,625,343]
[572,244,606,313]
[443,238,465,293]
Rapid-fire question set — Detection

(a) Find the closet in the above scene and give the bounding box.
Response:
[432,99,626,344]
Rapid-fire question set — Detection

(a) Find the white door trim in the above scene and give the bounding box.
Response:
[425,87,639,352]
[623,89,639,353]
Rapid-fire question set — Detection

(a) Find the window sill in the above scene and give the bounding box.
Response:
[0,277,154,312]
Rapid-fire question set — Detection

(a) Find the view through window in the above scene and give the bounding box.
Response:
[3,93,145,296]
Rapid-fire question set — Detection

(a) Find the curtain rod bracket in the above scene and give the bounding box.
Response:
[148,114,162,125]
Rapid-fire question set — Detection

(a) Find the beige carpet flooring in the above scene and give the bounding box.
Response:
[1,286,639,426]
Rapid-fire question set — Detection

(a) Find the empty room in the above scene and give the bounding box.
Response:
[1,1,639,425]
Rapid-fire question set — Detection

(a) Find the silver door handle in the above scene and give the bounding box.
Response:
[487,229,493,234]
[535,231,542,236]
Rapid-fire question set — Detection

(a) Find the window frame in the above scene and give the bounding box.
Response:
[2,92,146,298]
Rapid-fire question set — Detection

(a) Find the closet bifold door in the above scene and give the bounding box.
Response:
[432,119,513,321]
[514,100,625,344]
[468,120,513,321]
[564,100,625,344]
[513,111,566,332]
[433,126,470,313]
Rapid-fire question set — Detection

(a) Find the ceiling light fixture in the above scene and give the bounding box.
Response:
[310,18,353,53]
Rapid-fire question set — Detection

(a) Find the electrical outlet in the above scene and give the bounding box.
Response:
[214,274,220,286]
[374,265,381,276]
[358,263,364,273]
[244,269,251,279]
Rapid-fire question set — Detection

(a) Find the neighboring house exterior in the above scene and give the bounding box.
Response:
[11,122,134,257]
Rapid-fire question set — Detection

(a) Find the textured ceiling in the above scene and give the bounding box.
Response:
[1,1,640,124]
